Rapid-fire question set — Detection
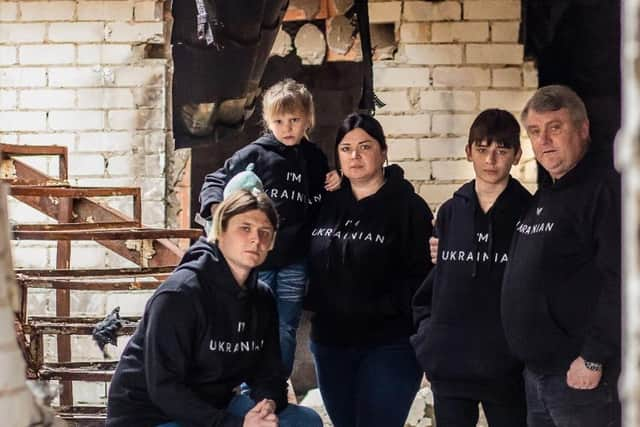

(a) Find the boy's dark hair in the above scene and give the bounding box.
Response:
[334,113,387,169]
[468,109,521,151]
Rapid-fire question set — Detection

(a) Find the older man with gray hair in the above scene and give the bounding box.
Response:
[501,85,621,427]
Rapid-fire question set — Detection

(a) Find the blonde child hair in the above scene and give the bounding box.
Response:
[262,79,315,136]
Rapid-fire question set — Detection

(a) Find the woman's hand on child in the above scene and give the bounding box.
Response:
[324,170,341,191]
[429,236,439,264]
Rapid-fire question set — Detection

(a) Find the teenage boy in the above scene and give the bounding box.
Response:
[411,109,531,427]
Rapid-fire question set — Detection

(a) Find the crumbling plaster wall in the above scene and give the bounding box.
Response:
[619,0,640,423]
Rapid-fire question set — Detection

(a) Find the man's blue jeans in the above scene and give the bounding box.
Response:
[259,262,307,377]
[310,338,422,427]
[524,368,621,427]
[157,394,323,427]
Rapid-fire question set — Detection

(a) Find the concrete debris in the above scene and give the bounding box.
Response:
[290,0,321,20]
[271,28,294,58]
[326,15,355,55]
[294,23,326,65]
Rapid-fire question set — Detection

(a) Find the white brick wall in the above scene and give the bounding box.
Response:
[374,66,430,87]
[0,46,17,66]
[420,90,477,111]
[19,89,76,109]
[368,2,402,23]
[431,22,489,43]
[403,44,463,65]
[0,0,167,239]
[77,1,134,21]
[387,138,419,161]
[2,0,169,323]
[19,44,76,65]
[372,0,537,211]
[0,2,18,21]
[20,1,76,21]
[432,66,491,87]
[463,0,520,20]
[404,1,462,22]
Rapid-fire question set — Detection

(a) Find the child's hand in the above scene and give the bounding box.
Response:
[324,170,341,192]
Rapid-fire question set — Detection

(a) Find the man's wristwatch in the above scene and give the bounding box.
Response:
[583,360,603,372]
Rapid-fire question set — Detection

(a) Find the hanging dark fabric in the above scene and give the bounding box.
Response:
[171,0,289,149]
[350,0,385,114]
[519,0,621,180]
[194,0,224,50]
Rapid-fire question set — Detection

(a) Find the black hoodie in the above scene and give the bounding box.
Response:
[501,154,621,378]
[199,134,329,269]
[411,177,531,402]
[107,238,287,427]
[305,164,433,346]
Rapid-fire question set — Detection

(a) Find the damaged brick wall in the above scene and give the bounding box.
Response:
[369,0,538,208]
[0,0,170,237]
[0,0,170,405]
[619,0,640,423]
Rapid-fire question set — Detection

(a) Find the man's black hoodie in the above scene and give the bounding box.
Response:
[410,177,531,402]
[501,154,621,379]
[107,238,287,427]
[305,164,433,346]
[199,134,329,269]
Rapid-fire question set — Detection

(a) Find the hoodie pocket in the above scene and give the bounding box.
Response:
[411,322,521,383]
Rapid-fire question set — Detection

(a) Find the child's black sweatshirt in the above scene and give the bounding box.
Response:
[199,134,329,269]
[107,238,287,427]
[411,177,531,402]
[305,164,433,346]
[501,154,621,379]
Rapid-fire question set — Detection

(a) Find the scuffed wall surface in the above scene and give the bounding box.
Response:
[0,0,169,232]
[369,0,537,209]
[0,184,66,427]
[619,0,640,424]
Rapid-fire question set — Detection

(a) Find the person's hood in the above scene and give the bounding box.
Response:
[452,176,529,214]
[253,133,307,154]
[548,150,619,190]
[450,177,530,278]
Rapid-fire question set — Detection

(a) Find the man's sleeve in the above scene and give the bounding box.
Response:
[247,296,288,411]
[581,177,621,366]
[144,291,243,427]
